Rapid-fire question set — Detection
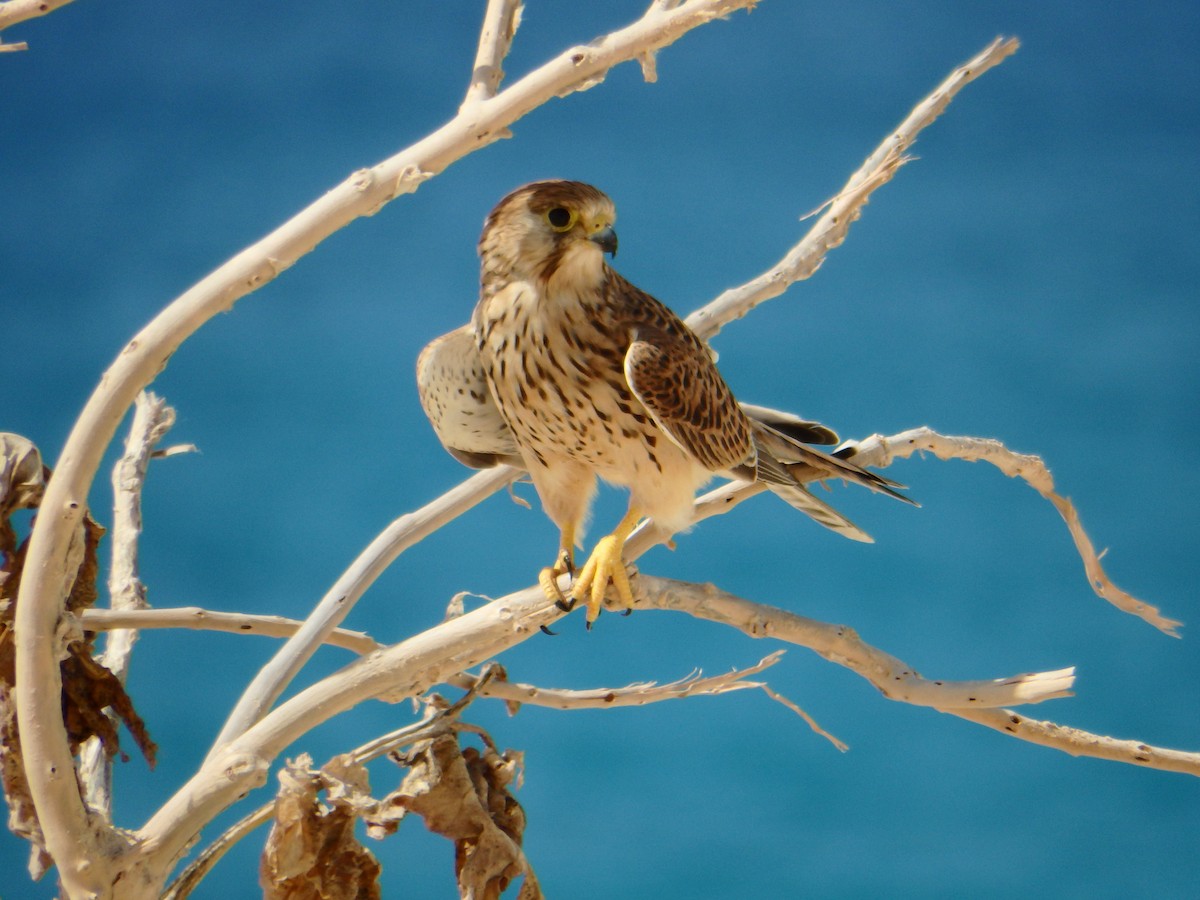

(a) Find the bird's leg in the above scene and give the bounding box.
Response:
[538,524,577,611]
[570,506,642,627]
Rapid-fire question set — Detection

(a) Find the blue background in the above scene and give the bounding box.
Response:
[4,2,1199,897]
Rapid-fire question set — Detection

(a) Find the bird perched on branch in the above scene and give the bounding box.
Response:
[418,180,911,626]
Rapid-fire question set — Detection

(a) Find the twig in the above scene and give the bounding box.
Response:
[79,392,182,816]
[950,708,1200,776]
[449,652,848,750]
[105,391,181,676]
[630,425,1180,637]
[446,650,785,710]
[686,36,1021,340]
[79,607,383,656]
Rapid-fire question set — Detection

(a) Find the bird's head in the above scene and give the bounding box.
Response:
[479,180,618,289]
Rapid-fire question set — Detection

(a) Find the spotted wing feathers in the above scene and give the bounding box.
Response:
[623,325,754,473]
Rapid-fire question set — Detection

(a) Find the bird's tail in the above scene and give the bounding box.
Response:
[750,418,914,504]
[744,419,917,543]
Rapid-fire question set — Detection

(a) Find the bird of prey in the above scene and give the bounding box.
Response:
[419,180,911,625]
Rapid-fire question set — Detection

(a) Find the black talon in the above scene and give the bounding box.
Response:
[555,596,576,613]
[621,608,633,617]
[540,624,558,636]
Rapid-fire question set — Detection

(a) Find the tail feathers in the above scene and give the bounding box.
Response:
[752,423,916,506]
[751,442,873,542]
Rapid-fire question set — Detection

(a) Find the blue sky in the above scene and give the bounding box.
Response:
[4,2,1199,897]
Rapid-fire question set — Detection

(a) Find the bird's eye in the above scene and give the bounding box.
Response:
[546,207,575,231]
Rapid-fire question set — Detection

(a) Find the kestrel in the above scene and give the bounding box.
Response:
[420,180,911,625]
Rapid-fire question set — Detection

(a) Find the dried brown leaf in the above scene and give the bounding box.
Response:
[260,754,383,900]
[388,732,540,900]
[0,440,154,878]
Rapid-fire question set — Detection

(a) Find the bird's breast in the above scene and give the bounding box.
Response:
[476,282,678,477]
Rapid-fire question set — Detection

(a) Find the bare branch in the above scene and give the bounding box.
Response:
[460,0,523,110]
[0,0,75,41]
[686,36,1021,341]
[847,428,1182,636]
[636,576,1075,709]
[630,425,1180,637]
[104,391,181,677]
[207,465,516,759]
[950,708,1200,777]
[449,652,848,750]
[79,607,384,656]
[446,650,786,710]
[79,392,182,816]
[634,576,1200,776]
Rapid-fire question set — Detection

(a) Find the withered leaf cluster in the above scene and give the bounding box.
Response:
[0,433,156,878]
[389,731,540,900]
[261,754,384,900]
[262,729,540,900]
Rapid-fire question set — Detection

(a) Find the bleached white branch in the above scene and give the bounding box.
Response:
[14,6,761,891]
[450,651,848,750]
[0,0,75,48]
[460,0,523,110]
[634,577,1075,709]
[447,650,785,711]
[104,391,180,676]
[950,708,1200,777]
[79,607,384,656]
[79,392,182,817]
[632,576,1200,775]
[629,425,1181,638]
[846,428,1182,635]
[686,36,1021,341]
[207,465,516,759]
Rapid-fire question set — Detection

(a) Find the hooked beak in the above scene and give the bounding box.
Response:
[589,224,618,257]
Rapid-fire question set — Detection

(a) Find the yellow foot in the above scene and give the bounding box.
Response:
[538,546,575,610]
[569,534,637,627]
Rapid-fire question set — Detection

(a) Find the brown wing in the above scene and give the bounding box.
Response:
[623,325,753,473]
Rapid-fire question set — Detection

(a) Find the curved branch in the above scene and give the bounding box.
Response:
[846,428,1181,635]
[634,576,1200,776]
[460,0,523,109]
[12,3,757,892]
